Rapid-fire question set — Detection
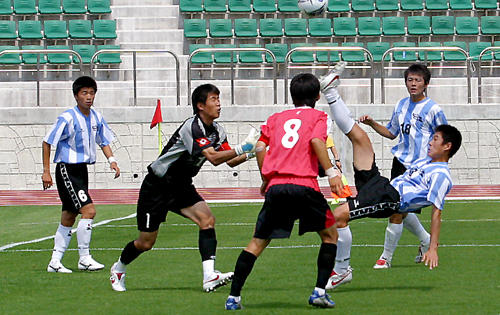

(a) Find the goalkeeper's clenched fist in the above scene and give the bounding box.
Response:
[235,127,260,156]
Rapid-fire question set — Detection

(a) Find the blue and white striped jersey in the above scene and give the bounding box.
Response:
[391,157,452,213]
[44,106,115,164]
[386,97,447,168]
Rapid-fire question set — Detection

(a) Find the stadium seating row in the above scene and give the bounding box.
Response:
[184,16,500,39]
[189,41,500,63]
[0,44,121,64]
[180,0,499,13]
[0,0,111,15]
[0,19,116,40]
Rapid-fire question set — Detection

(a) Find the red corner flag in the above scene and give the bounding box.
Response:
[150,99,163,129]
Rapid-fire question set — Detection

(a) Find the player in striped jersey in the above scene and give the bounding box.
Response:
[359,64,448,269]
[42,76,120,273]
[319,63,461,289]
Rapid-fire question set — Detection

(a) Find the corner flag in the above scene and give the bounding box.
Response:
[151,99,163,154]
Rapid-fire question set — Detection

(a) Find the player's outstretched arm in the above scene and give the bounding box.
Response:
[422,205,441,269]
[358,115,396,140]
[102,145,120,179]
[311,138,343,195]
[41,141,53,190]
[255,141,268,196]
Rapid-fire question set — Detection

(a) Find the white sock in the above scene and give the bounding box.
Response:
[314,287,326,295]
[403,213,431,245]
[333,226,352,274]
[203,259,215,280]
[114,259,127,273]
[324,88,355,134]
[51,224,72,262]
[228,295,241,302]
[380,222,403,262]
[77,218,93,259]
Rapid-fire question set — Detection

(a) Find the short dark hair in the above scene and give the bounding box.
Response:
[191,84,220,114]
[290,73,320,108]
[435,124,462,158]
[73,76,97,95]
[404,64,431,85]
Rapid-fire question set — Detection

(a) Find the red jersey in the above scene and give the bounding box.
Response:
[260,107,328,191]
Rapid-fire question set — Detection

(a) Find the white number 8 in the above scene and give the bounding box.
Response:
[281,119,302,149]
[78,190,88,202]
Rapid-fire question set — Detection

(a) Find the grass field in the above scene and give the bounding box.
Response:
[1,201,499,315]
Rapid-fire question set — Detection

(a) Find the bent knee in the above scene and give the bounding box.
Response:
[135,240,155,252]
[198,216,216,229]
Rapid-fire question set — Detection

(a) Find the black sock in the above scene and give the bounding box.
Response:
[316,243,337,289]
[119,240,144,265]
[230,250,258,296]
[199,228,217,261]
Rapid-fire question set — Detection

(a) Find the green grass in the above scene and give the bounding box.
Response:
[1,201,499,315]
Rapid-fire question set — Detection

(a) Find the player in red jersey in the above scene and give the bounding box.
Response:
[225,73,343,310]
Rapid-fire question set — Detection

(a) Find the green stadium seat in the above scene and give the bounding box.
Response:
[234,18,257,37]
[432,16,454,35]
[72,44,96,64]
[87,0,112,14]
[213,44,237,63]
[44,20,68,39]
[259,19,283,37]
[469,42,492,61]
[189,44,212,64]
[18,20,43,39]
[407,16,431,35]
[278,0,301,12]
[400,0,424,10]
[179,0,204,12]
[63,0,87,14]
[443,41,467,61]
[474,0,498,9]
[69,20,92,39]
[290,43,314,63]
[253,0,277,12]
[333,17,357,36]
[375,0,399,11]
[480,16,500,35]
[93,19,117,39]
[382,16,405,36]
[284,18,307,37]
[358,17,381,36]
[209,19,232,37]
[425,0,449,10]
[204,0,227,12]
[393,42,417,61]
[96,44,121,64]
[316,42,340,62]
[184,19,207,38]
[351,0,375,11]
[308,18,333,37]
[341,42,365,62]
[265,43,287,63]
[418,42,442,61]
[21,45,47,64]
[366,41,390,61]
[494,41,500,60]
[328,0,350,12]
[13,0,36,14]
[239,44,263,63]
[0,20,17,39]
[0,45,21,64]
[47,45,72,64]
[228,0,251,12]
[0,0,13,15]
[449,0,472,9]
[455,17,478,35]
[38,0,63,14]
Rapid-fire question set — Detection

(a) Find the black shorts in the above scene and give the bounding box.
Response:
[136,172,204,232]
[254,184,335,239]
[55,163,93,213]
[347,162,401,221]
[390,157,407,180]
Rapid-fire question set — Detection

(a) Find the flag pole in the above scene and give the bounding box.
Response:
[158,122,162,155]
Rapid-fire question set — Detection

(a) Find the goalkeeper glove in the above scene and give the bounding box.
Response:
[235,127,260,156]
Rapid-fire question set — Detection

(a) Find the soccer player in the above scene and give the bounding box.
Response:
[225,73,343,310]
[358,64,448,269]
[109,84,259,292]
[319,63,462,290]
[42,76,120,273]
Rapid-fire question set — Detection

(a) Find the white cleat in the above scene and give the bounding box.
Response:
[47,260,73,273]
[415,243,430,263]
[110,263,126,292]
[325,266,353,290]
[203,270,234,292]
[319,61,346,92]
[78,255,105,271]
[373,258,391,269]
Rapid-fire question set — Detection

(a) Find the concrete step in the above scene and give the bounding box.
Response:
[112,0,176,5]
[111,5,180,17]
[118,42,184,54]
[117,29,184,43]
[116,16,180,30]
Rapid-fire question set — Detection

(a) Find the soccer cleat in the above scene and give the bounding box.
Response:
[225,297,242,310]
[110,263,126,292]
[47,260,72,273]
[319,61,346,92]
[203,270,234,292]
[373,258,391,269]
[415,242,430,263]
[325,266,353,290]
[78,255,105,271]
[308,290,335,308]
